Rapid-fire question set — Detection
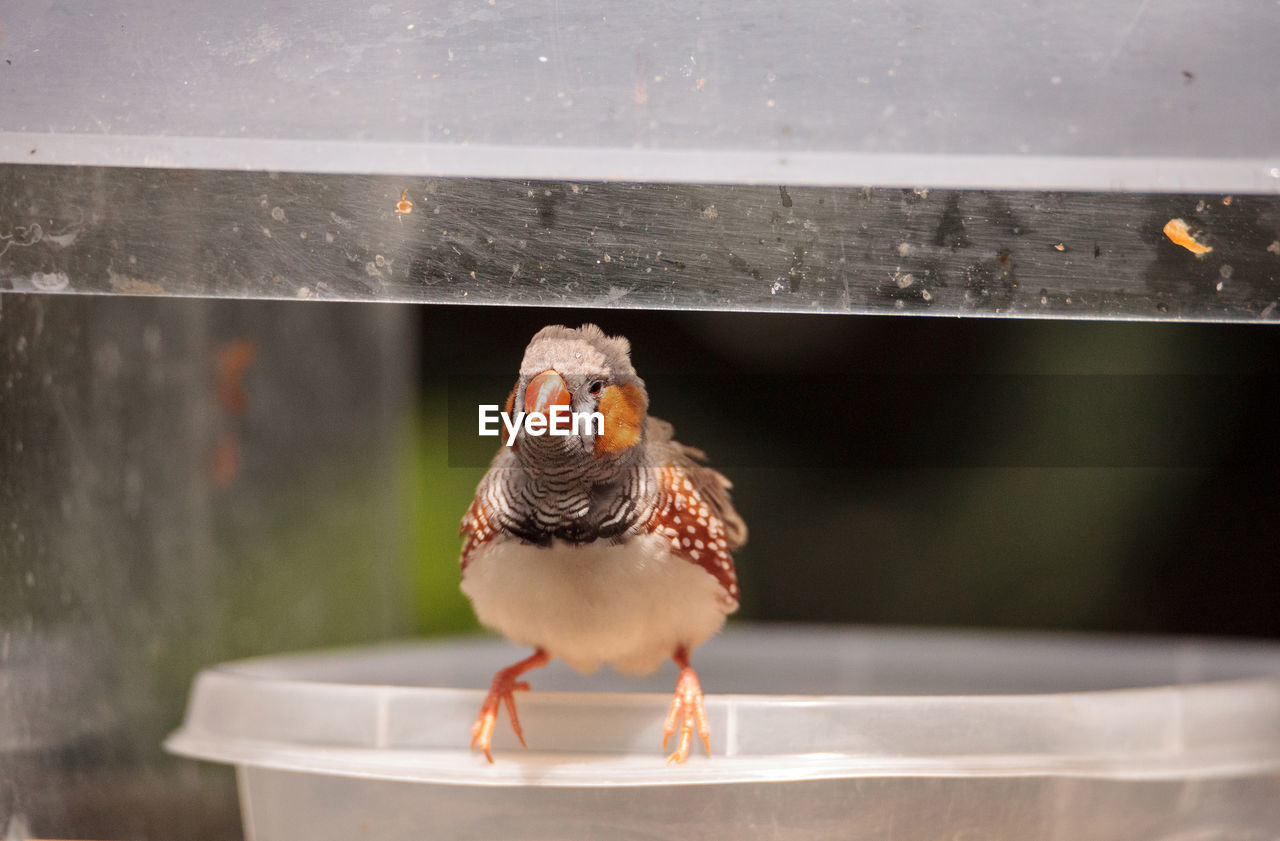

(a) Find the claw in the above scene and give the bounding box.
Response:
[470,650,548,762]
[469,706,498,761]
[663,648,711,764]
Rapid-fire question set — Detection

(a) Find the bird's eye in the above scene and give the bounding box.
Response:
[587,380,604,396]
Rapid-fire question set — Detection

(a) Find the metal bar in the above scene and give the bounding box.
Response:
[3,165,1278,322]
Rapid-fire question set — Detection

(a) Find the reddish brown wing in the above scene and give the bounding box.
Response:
[459,497,497,575]
[460,447,520,575]
[644,465,741,608]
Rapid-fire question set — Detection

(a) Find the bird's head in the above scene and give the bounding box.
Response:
[506,324,648,467]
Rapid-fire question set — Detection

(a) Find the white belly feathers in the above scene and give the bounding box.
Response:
[461,532,733,675]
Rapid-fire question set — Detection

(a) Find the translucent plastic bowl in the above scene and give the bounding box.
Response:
[166,626,1280,840]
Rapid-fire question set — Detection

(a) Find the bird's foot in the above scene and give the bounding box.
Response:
[470,675,530,763]
[663,660,710,764]
[471,650,549,763]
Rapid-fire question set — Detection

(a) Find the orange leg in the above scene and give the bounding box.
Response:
[471,648,550,763]
[663,646,711,764]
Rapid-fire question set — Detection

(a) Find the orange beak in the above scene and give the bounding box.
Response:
[524,370,572,431]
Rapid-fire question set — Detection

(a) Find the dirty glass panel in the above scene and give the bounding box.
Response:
[3,166,1279,322]
[0,294,415,839]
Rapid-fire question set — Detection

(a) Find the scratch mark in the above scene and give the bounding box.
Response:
[1106,0,1153,71]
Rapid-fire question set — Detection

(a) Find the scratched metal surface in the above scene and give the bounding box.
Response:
[2,165,1279,321]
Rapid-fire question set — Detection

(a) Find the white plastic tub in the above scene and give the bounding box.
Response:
[167,626,1280,840]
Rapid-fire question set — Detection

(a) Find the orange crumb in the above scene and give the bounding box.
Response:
[1053,242,1065,251]
[396,189,413,214]
[1222,196,1233,206]
[1163,218,1212,255]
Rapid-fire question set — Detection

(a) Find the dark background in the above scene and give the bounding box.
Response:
[417,306,1280,640]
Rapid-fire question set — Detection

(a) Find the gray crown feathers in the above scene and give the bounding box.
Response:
[521,324,638,381]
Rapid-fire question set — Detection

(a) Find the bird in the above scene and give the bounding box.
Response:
[459,324,746,764]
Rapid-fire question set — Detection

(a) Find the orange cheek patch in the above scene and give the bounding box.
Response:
[593,382,645,457]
